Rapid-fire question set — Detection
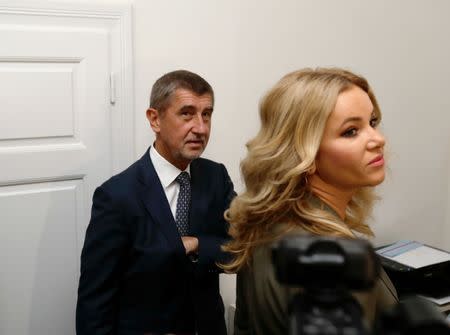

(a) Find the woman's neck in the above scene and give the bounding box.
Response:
[309,174,354,220]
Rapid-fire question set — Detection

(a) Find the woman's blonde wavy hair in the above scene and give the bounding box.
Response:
[222,68,382,273]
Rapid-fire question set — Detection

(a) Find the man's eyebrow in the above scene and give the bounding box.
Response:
[178,105,214,113]
[180,105,196,112]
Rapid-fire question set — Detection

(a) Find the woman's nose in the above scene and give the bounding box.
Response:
[367,128,385,150]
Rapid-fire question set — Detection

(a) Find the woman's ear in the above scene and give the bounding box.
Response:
[146,108,160,133]
[307,162,317,175]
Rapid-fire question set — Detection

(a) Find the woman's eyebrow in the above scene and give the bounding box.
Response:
[340,116,362,127]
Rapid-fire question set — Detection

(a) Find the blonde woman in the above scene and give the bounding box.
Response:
[222,68,398,334]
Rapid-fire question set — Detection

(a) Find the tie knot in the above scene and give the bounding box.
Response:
[176,171,190,186]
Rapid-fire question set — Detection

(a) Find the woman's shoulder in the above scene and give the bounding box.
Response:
[250,224,309,272]
[270,221,308,236]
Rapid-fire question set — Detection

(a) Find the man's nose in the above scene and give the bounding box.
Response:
[192,114,208,134]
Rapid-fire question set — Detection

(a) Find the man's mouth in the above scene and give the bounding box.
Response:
[186,140,204,146]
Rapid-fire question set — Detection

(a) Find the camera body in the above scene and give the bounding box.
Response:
[272,235,379,290]
[272,235,450,335]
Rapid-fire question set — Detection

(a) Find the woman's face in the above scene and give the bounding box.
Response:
[315,85,385,192]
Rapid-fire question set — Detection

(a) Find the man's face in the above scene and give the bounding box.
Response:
[147,88,213,170]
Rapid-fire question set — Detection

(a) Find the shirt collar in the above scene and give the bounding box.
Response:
[149,144,190,187]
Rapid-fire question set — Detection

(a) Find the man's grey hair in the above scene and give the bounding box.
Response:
[149,70,214,111]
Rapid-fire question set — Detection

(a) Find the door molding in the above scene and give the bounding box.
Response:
[0,0,134,174]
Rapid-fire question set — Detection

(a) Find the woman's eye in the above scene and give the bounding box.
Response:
[342,128,358,137]
[370,117,379,128]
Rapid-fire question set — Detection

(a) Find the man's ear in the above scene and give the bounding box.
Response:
[146,108,160,133]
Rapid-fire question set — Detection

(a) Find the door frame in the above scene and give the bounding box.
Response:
[0,0,134,174]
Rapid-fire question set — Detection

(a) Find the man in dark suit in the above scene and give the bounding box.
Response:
[76,70,235,335]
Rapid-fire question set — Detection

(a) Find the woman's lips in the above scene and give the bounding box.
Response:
[369,155,384,166]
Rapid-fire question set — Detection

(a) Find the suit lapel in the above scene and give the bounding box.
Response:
[137,150,185,252]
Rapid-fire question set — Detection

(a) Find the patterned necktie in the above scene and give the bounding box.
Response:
[175,171,191,236]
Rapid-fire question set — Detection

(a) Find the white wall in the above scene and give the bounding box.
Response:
[6,0,449,331]
[54,0,450,323]
[133,0,450,315]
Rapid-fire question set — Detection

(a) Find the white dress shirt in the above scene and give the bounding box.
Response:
[149,145,190,220]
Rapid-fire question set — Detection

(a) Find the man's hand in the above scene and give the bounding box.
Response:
[181,236,198,255]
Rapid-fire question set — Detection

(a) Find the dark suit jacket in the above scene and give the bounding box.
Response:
[76,149,235,335]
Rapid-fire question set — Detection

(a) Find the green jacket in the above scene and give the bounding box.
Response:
[234,205,398,334]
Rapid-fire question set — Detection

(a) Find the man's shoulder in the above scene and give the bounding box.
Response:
[191,158,230,182]
[192,157,225,170]
[99,158,142,192]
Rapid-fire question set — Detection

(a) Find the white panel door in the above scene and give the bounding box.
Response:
[0,3,133,335]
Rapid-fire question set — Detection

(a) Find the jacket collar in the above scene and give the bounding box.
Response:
[137,149,185,254]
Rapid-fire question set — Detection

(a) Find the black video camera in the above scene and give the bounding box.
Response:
[272,235,450,335]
